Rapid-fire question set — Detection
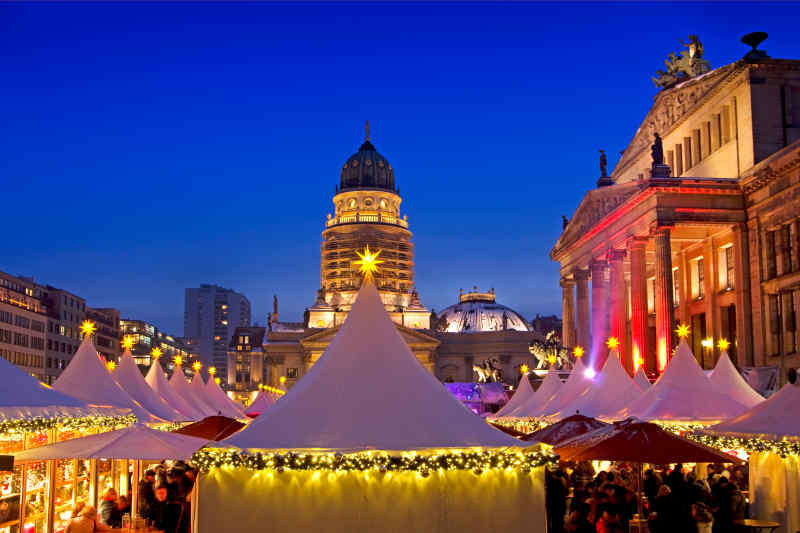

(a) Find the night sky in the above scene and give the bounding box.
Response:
[3,2,799,334]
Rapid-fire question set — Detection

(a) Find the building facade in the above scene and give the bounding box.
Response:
[120,318,193,374]
[87,307,121,365]
[552,36,800,381]
[34,284,86,383]
[226,326,266,390]
[0,272,47,381]
[184,284,251,376]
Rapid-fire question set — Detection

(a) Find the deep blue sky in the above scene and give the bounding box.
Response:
[2,2,799,334]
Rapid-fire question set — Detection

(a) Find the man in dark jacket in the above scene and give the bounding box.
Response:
[138,470,157,520]
[151,486,183,533]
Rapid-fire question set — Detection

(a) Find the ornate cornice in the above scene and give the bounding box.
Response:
[741,152,800,195]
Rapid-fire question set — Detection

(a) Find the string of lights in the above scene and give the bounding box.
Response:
[0,414,137,435]
[686,433,800,458]
[192,448,558,474]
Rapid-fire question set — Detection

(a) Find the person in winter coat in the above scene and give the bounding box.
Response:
[138,470,157,520]
[99,488,122,528]
[151,486,183,533]
[65,505,111,533]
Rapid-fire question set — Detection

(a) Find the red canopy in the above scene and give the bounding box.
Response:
[173,415,246,441]
[525,414,609,446]
[554,418,743,464]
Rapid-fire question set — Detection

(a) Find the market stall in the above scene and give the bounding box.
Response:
[203,374,245,419]
[144,359,204,421]
[113,349,184,422]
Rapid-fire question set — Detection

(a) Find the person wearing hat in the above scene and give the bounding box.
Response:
[138,469,157,520]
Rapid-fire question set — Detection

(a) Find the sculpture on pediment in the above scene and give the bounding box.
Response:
[652,35,712,89]
[651,133,664,165]
[599,150,608,177]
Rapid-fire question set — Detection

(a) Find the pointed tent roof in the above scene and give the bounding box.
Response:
[244,391,276,417]
[525,414,610,446]
[205,377,246,419]
[114,350,184,421]
[549,351,643,421]
[709,351,764,409]
[225,280,527,451]
[634,367,651,390]
[532,359,592,418]
[493,373,536,418]
[0,349,127,421]
[189,374,218,416]
[493,369,563,419]
[145,360,205,420]
[13,423,210,462]
[619,340,749,422]
[706,383,800,441]
[54,337,162,423]
[170,371,215,417]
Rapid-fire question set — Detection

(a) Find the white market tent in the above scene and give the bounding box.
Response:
[634,367,651,390]
[493,369,563,419]
[707,383,800,533]
[12,423,210,462]
[113,349,185,421]
[709,351,764,409]
[618,340,749,422]
[244,391,277,417]
[548,350,643,421]
[0,350,127,421]
[528,359,592,418]
[54,337,162,423]
[225,279,528,451]
[205,376,246,419]
[145,360,205,420]
[493,372,536,418]
[170,371,215,417]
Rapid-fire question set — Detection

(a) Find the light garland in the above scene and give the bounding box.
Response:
[686,433,800,458]
[0,414,137,435]
[192,448,558,474]
[486,418,548,434]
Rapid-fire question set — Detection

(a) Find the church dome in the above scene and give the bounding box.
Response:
[435,288,531,334]
[339,123,396,192]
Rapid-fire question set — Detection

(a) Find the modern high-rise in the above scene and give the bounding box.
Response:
[184,284,251,377]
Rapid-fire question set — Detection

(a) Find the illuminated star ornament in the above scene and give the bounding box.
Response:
[121,336,134,351]
[192,361,202,373]
[208,366,217,376]
[547,354,558,366]
[151,347,163,359]
[80,320,97,337]
[353,245,384,280]
[106,360,117,372]
[573,346,585,359]
[173,354,183,367]
[717,338,731,351]
[520,364,529,375]
[675,323,691,339]
[606,337,620,350]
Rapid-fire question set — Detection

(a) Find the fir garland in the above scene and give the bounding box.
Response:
[0,414,137,435]
[686,432,800,458]
[192,448,559,474]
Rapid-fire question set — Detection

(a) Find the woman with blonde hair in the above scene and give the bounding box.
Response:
[65,505,110,533]
[99,487,122,527]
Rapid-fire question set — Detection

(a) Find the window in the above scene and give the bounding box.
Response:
[672,267,680,306]
[766,231,777,279]
[684,137,693,168]
[725,246,734,289]
[697,258,705,298]
[646,277,655,314]
[287,368,298,379]
[782,225,794,274]
[769,295,780,356]
[675,144,684,175]
[693,129,703,162]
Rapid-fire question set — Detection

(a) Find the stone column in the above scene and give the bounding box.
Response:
[608,250,628,371]
[560,277,576,349]
[730,224,753,366]
[574,269,591,351]
[703,237,718,369]
[628,237,649,374]
[590,259,609,369]
[654,228,676,372]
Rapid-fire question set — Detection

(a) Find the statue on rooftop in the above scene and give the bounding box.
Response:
[599,149,608,177]
[651,133,664,166]
[652,35,712,89]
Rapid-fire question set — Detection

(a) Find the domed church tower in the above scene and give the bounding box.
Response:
[308,122,430,330]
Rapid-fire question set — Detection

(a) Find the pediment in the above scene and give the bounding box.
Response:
[613,62,743,178]
[552,181,646,256]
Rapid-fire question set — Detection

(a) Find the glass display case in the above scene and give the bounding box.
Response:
[22,463,48,533]
[0,466,22,533]
[52,461,74,533]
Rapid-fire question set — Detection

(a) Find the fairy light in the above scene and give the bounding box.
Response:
[0,414,136,436]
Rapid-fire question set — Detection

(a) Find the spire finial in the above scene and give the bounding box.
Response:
[365,120,370,142]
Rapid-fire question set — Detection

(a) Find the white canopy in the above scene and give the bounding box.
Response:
[225,279,527,451]
[619,340,749,422]
[145,360,205,420]
[244,391,276,417]
[113,350,185,421]
[205,376,246,419]
[530,359,592,418]
[634,367,650,390]
[709,351,764,409]
[493,369,562,419]
[54,337,162,423]
[12,423,210,461]
[493,373,536,418]
[170,371,215,417]
[549,351,643,421]
[0,349,128,421]
[708,382,800,440]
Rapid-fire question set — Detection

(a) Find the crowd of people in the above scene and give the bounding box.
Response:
[64,462,198,533]
[546,461,749,533]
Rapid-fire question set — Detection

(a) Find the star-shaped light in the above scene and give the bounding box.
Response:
[606,337,620,350]
[208,366,216,376]
[520,364,529,375]
[151,347,163,359]
[121,336,134,351]
[279,376,287,385]
[353,245,384,280]
[717,338,731,351]
[106,360,116,372]
[173,354,183,367]
[675,323,691,339]
[547,354,558,366]
[573,346,584,359]
[192,361,202,373]
[80,320,97,337]
[214,377,221,385]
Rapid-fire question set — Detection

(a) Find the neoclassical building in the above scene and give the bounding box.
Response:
[553,35,800,380]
